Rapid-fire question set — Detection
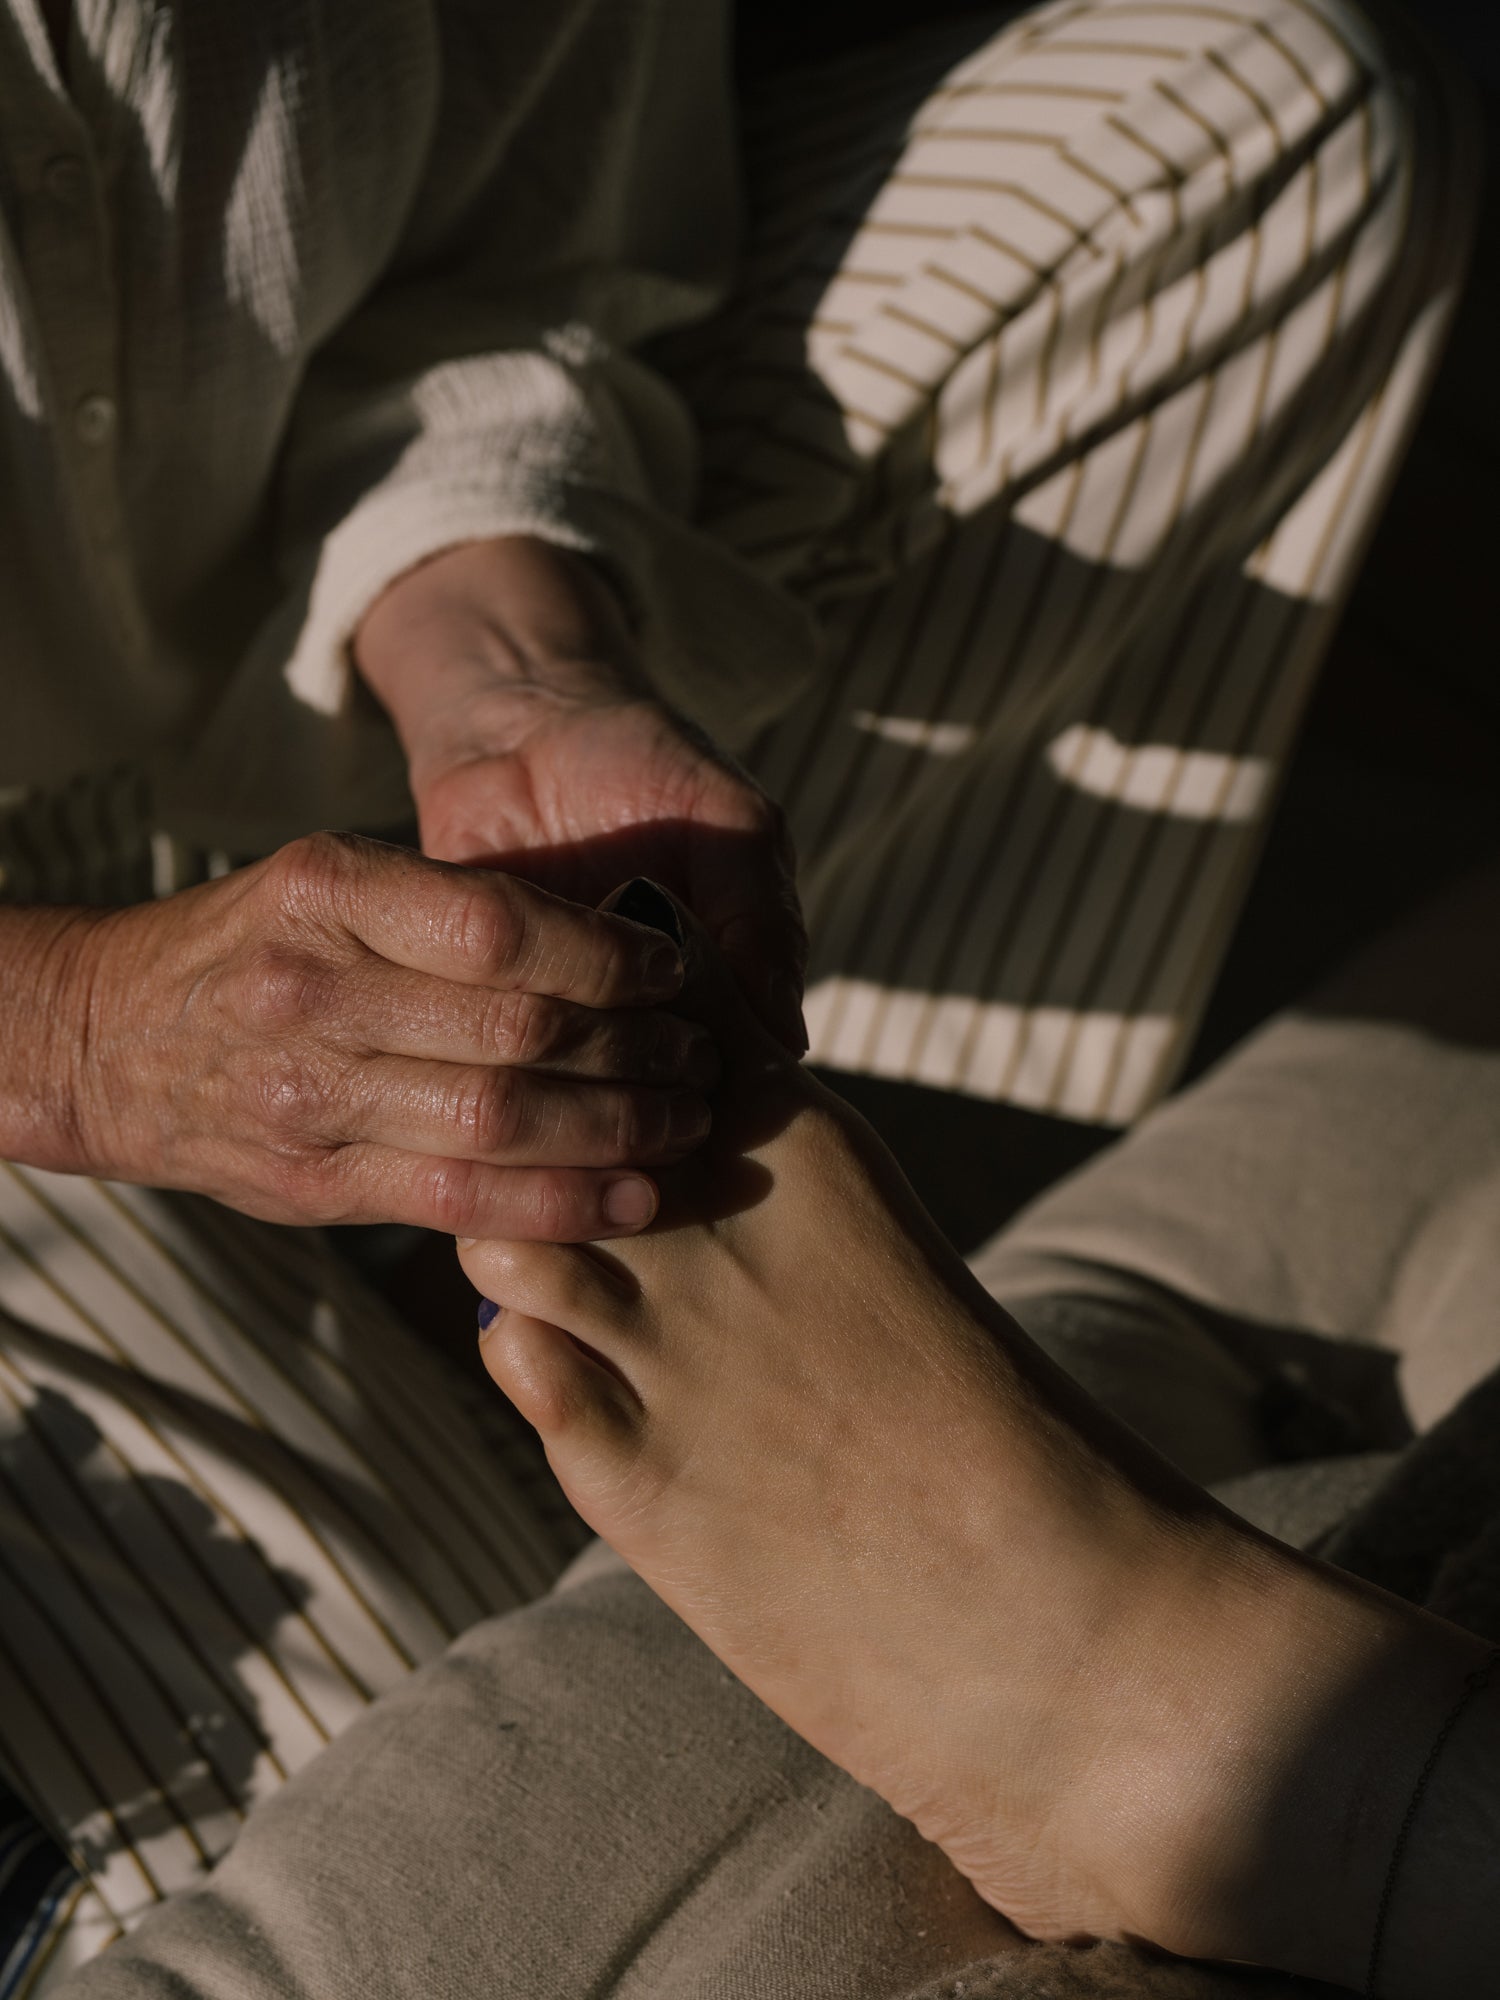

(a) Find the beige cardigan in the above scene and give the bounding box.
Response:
[0,0,812,848]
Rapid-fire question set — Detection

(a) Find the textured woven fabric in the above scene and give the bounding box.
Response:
[0,0,806,849]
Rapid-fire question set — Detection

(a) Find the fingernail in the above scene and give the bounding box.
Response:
[477,1297,501,1334]
[669,1092,712,1143]
[680,1027,722,1090]
[646,939,686,995]
[455,1236,476,1250]
[604,878,685,945]
[603,1176,657,1229]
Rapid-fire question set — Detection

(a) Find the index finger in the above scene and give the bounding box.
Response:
[286,834,687,1008]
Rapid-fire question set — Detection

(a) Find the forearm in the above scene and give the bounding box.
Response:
[0,902,110,1173]
[353,535,652,784]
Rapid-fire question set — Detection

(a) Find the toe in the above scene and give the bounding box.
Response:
[478,1307,640,1448]
[458,1237,639,1347]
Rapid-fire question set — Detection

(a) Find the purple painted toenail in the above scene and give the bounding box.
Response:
[477,1297,500,1333]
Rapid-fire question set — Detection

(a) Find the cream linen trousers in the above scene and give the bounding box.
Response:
[0,0,1479,1989]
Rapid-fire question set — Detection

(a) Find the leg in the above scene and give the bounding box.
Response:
[42,1545,1334,2000]
[673,0,1478,1122]
[456,919,1493,1992]
[974,858,1500,1469]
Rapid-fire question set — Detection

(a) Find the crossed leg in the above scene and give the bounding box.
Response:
[975,857,1500,1475]
[56,881,1500,2000]
[455,894,1497,1994]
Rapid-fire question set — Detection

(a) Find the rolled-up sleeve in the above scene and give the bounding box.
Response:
[268,0,810,735]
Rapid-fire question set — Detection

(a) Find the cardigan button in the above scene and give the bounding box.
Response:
[42,153,88,203]
[74,393,117,445]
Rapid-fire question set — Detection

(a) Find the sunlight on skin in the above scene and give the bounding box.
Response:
[458,894,1494,1995]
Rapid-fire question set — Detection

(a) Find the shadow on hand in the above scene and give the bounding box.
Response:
[589,878,828,1261]
[459,818,767,935]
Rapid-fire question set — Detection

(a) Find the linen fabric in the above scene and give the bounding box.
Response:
[0,0,811,849]
[0,1177,584,1994]
[973,858,1500,1475]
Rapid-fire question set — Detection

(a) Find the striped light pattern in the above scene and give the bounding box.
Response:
[668,0,1474,1123]
[0,2,1477,1982]
[0,1165,577,1985]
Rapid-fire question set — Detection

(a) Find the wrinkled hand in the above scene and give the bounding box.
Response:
[356,537,808,1055]
[72,832,719,1237]
[412,694,808,1053]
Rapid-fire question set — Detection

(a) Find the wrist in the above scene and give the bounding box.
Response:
[353,535,654,777]
[0,902,122,1176]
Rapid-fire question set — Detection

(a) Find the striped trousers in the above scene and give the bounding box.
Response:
[0,0,1477,1988]
[685,0,1475,1121]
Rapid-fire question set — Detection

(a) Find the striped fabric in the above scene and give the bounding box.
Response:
[0,1166,582,1993]
[0,2,1474,1122]
[670,0,1477,1121]
[0,775,240,910]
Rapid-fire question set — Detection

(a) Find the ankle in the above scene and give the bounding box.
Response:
[1086,1523,1492,1989]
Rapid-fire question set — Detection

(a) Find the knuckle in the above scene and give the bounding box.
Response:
[260,1138,347,1223]
[522,1173,578,1242]
[610,1087,654,1161]
[480,987,552,1067]
[425,1164,586,1242]
[447,879,526,980]
[453,1068,521,1157]
[233,943,341,1034]
[266,830,359,914]
[247,1051,335,1137]
[760,797,800,875]
[421,1157,487,1236]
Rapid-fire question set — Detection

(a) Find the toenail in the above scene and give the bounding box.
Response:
[603,1176,656,1229]
[476,1297,500,1334]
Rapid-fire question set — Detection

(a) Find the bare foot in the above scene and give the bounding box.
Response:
[456,907,1490,1990]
